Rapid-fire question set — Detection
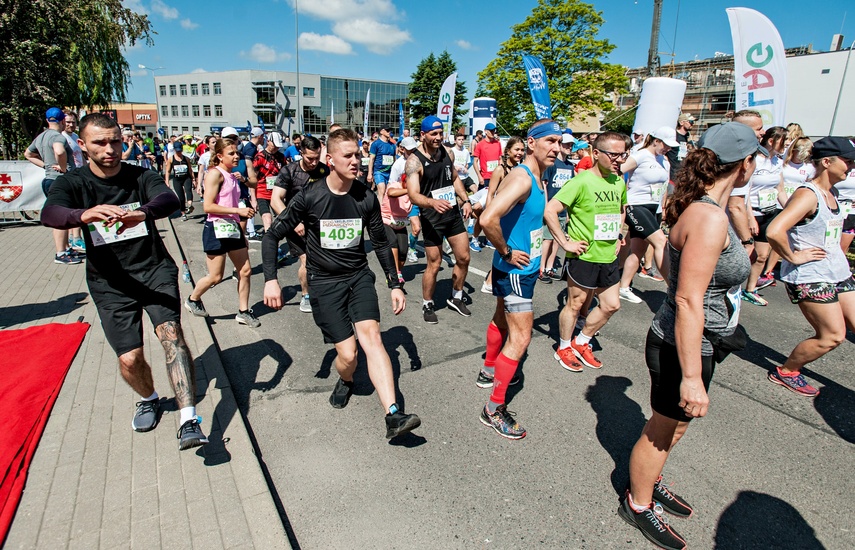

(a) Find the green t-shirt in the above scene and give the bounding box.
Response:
[554,169,626,264]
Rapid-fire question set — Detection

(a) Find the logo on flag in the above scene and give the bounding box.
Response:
[0,172,23,203]
[528,68,546,90]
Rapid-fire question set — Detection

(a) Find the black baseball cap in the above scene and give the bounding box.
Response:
[811,136,855,161]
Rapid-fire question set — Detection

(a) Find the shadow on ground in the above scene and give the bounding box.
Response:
[714,490,825,549]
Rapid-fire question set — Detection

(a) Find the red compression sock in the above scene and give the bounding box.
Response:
[489,353,519,406]
[485,322,506,367]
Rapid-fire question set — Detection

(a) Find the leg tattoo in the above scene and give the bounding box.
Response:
[155,321,197,409]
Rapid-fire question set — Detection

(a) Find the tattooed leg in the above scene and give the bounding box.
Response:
[155,321,197,409]
[118,347,155,397]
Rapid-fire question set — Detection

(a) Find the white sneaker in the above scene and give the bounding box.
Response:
[480,281,493,294]
[619,287,643,304]
[299,294,312,312]
[407,249,418,263]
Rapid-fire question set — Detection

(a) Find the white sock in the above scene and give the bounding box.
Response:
[453,289,463,300]
[180,406,197,425]
[142,391,158,402]
[575,332,592,346]
[559,338,573,350]
[423,300,433,307]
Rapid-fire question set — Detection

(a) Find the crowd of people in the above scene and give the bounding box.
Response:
[29,103,855,550]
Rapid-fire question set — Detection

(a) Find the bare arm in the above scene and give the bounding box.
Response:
[52,142,68,173]
[451,165,472,219]
[479,171,532,268]
[163,156,172,187]
[544,197,588,256]
[24,149,43,167]
[727,196,753,243]
[485,165,506,207]
[405,154,433,210]
[619,156,638,174]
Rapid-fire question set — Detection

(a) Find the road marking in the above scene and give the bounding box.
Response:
[414,245,490,278]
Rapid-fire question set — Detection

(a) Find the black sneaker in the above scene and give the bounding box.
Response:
[475,370,521,389]
[538,272,553,284]
[446,297,471,316]
[176,418,209,451]
[329,378,354,409]
[423,302,438,324]
[618,492,686,550]
[131,399,160,432]
[248,231,264,242]
[385,411,421,439]
[653,476,693,517]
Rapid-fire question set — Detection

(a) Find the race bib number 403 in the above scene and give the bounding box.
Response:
[320,218,363,249]
[594,213,621,241]
[87,202,149,246]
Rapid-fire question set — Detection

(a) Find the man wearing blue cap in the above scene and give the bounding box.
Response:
[406,115,473,323]
[25,107,79,265]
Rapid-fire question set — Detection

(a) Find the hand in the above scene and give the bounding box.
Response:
[51,164,64,173]
[678,377,709,418]
[749,217,760,237]
[564,240,589,256]
[295,223,305,237]
[431,198,453,213]
[506,250,531,269]
[263,280,283,310]
[367,173,374,184]
[391,288,406,315]
[237,207,255,218]
[615,236,626,255]
[461,201,472,220]
[790,247,827,265]
[81,204,131,224]
[250,199,258,211]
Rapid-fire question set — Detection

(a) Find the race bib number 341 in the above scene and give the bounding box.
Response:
[594,213,621,241]
[320,218,363,249]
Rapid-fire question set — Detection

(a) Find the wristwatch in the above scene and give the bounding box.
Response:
[501,247,513,262]
[741,238,754,245]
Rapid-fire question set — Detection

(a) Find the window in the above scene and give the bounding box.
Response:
[181,127,188,133]
[213,82,221,95]
[181,105,189,117]
[159,85,166,96]
[161,105,168,116]
[192,126,199,135]
[255,86,275,104]
[283,85,296,95]
[303,87,315,97]
[192,105,200,117]
[169,85,176,96]
[170,105,178,117]
[214,105,223,117]
[203,105,211,117]
[202,83,210,95]
[171,126,178,135]
[821,68,831,75]
[180,84,187,96]
[191,84,198,95]
[256,111,277,126]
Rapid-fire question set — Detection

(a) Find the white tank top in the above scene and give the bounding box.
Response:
[748,154,783,212]
[782,162,815,198]
[625,149,669,206]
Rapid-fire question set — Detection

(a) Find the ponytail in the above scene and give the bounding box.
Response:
[665,148,744,226]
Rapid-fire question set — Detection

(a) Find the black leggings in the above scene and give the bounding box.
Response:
[172,177,194,210]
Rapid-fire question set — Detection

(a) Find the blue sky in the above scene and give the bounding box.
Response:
[123,0,852,104]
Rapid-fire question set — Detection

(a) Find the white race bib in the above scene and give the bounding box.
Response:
[650,184,665,203]
[825,218,843,249]
[213,218,241,239]
[593,213,621,241]
[266,176,277,190]
[382,155,394,166]
[389,216,407,229]
[530,228,543,259]
[431,185,456,204]
[677,143,688,161]
[87,202,149,246]
[725,286,742,330]
[361,157,370,167]
[784,185,797,198]
[553,169,572,188]
[840,200,853,218]
[486,160,499,172]
[758,188,779,210]
[320,218,362,249]
[173,164,189,177]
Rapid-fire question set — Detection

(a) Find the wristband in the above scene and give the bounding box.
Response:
[741,238,754,245]
[501,247,513,262]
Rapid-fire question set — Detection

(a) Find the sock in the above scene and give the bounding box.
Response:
[453,289,463,300]
[559,338,573,350]
[627,492,649,513]
[141,391,158,402]
[777,366,797,377]
[423,300,433,308]
[575,332,592,346]
[486,400,500,414]
[489,353,519,408]
[409,235,417,248]
[388,403,399,415]
[484,322,505,373]
[239,309,249,314]
[179,406,197,425]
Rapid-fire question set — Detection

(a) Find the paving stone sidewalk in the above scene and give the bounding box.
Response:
[1,219,288,549]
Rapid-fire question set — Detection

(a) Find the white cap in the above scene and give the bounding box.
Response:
[250,127,264,137]
[650,126,679,148]
[268,132,283,148]
[221,126,239,138]
[561,133,575,144]
[400,136,418,151]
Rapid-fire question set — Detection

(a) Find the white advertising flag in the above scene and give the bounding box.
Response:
[363,89,370,137]
[727,7,787,128]
[436,73,457,140]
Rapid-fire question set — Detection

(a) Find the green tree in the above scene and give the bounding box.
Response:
[477,0,627,130]
[0,0,153,158]
[409,50,468,132]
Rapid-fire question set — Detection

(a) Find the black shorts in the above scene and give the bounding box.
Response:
[256,198,272,216]
[645,329,715,422]
[202,220,247,255]
[384,224,409,259]
[420,211,466,248]
[563,257,620,289]
[286,231,306,257]
[625,203,662,239]
[752,209,779,243]
[843,214,855,233]
[309,268,381,344]
[90,272,181,356]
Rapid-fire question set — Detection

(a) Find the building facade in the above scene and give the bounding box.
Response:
[86,103,159,135]
[153,70,409,138]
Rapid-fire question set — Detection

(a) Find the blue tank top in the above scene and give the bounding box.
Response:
[492,164,546,276]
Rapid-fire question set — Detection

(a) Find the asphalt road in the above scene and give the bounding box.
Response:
[173,212,854,550]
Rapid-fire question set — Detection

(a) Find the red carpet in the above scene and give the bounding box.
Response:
[0,322,89,544]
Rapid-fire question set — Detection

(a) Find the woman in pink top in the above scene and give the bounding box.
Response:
[381,143,414,283]
[185,138,260,327]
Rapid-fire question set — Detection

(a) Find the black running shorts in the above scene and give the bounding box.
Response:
[420,211,466,248]
[384,224,409,259]
[202,220,247,256]
[752,209,780,243]
[309,268,381,344]
[625,203,662,239]
[645,328,715,422]
[563,257,620,290]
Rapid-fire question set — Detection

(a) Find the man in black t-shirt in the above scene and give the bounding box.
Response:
[666,113,694,181]
[406,116,473,324]
[41,113,208,451]
[261,129,421,440]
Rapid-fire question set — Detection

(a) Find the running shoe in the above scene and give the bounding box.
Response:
[480,281,493,294]
[480,404,526,439]
[447,297,471,316]
[475,370,521,389]
[71,237,86,252]
[184,298,208,317]
[407,248,419,263]
[299,294,312,313]
[469,238,482,252]
[248,231,264,242]
[423,302,438,324]
[329,378,354,409]
[768,367,820,397]
[617,493,686,550]
[54,252,81,265]
[570,340,603,369]
[756,271,776,290]
[484,240,496,250]
[186,205,195,215]
[67,247,86,260]
[385,411,421,439]
[181,214,188,221]
[652,476,694,518]
[619,287,643,304]
[131,399,160,433]
[639,265,665,282]
[176,418,209,451]
[538,271,553,284]
[235,309,261,328]
[554,347,584,372]
[546,268,562,281]
[741,289,768,306]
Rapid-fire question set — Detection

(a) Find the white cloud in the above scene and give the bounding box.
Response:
[456,39,473,50]
[191,68,207,73]
[289,0,398,22]
[130,69,149,77]
[332,19,411,54]
[240,43,292,64]
[122,0,146,14]
[299,33,353,55]
[180,19,198,30]
[150,0,179,20]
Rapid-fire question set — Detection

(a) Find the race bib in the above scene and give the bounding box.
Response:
[650,184,665,202]
[173,164,188,177]
[758,188,779,209]
[361,157,370,167]
[87,202,149,246]
[530,228,543,259]
[320,218,362,249]
[389,217,407,229]
[593,213,621,241]
[486,160,499,172]
[725,286,742,330]
[382,155,394,166]
[840,200,853,218]
[678,143,688,161]
[293,154,302,162]
[266,176,277,190]
[784,184,797,198]
[431,185,456,204]
[213,218,240,239]
[553,169,572,188]
[825,218,843,249]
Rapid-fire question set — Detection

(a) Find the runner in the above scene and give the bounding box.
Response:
[574,141,593,171]
[539,132,577,282]
[726,111,766,267]
[163,141,195,220]
[471,137,524,255]
[765,137,855,397]
[195,135,219,196]
[381,137,419,284]
[271,135,329,313]
[252,132,285,238]
[476,119,560,439]
[617,126,677,304]
[544,132,628,372]
[41,113,208,450]
[837,147,855,254]
[62,110,86,252]
[184,138,260,328]
[473,123,502,190]
[219,127,259,240]
[406,116,473,324]
[261,129,421,439]
[621,122,756,550]
[367,126,396,188]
